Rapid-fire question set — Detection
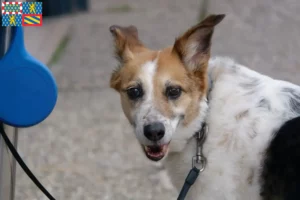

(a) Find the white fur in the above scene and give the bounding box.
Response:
[162,57,300,200]
[133,59,159,145]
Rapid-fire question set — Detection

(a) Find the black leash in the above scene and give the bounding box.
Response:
[177,123,208,200]
[0,125,56,200]
[177,167,200,200]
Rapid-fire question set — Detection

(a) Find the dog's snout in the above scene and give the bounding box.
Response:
[144,122,165,142]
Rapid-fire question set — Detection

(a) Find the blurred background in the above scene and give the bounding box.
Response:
[4,0,299,199]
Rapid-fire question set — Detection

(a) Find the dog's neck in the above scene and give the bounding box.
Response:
[168,56,250,153]
[168,72,213,153]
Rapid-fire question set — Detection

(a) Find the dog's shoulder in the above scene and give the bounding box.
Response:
[207,56,300,199]
[208,56,300,117]
[207,57,300,141]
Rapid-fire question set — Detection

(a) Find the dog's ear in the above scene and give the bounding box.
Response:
[172,14,225,72]
[109,25,144,91]
[109,25,145,63]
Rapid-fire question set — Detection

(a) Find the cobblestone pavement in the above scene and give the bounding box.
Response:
[15,0,300,200]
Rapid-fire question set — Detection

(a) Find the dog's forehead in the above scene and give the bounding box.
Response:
[118,50,156,85]
[156,48,188,81]
[121,48,188,86]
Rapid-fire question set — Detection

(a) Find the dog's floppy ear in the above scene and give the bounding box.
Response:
[172,14,225,72]
[109,25,145,63]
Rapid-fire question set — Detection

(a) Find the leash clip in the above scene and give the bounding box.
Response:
[192,123,208,172]
[192,155,206,172]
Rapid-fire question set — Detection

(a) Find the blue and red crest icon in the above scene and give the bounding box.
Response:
[2,2,42,27]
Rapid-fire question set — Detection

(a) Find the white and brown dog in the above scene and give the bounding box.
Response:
[109,14,300,200]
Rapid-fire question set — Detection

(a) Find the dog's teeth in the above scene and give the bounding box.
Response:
[144,144,170,159]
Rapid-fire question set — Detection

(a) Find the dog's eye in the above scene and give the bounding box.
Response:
[166,86,182,100]
[127,87,143,100]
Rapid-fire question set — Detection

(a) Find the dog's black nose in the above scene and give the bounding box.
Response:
[144,122,165,142]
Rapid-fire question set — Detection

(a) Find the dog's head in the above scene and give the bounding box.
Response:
[109,14,225,161]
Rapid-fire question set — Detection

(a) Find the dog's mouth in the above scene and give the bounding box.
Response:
[142,143,169,161]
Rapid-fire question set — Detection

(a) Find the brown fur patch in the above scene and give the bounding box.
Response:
[109,25,146,63]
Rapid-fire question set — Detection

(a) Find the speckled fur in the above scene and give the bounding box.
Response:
[164,57,300,200]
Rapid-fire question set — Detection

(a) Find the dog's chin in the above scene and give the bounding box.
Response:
[142,143,169,162]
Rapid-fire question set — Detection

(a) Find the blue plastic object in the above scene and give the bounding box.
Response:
[0,27,57,127]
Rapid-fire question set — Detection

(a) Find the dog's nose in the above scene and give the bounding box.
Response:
[144,122,165,142]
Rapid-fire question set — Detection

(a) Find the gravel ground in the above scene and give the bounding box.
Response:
[15,0,300,200]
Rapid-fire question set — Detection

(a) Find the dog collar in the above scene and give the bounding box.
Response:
[192,74,212,169]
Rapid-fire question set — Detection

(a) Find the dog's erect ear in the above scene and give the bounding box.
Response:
[109,25,145,63]
[172,14,225,72]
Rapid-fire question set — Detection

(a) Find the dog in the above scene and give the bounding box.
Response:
[109,14,300,200]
